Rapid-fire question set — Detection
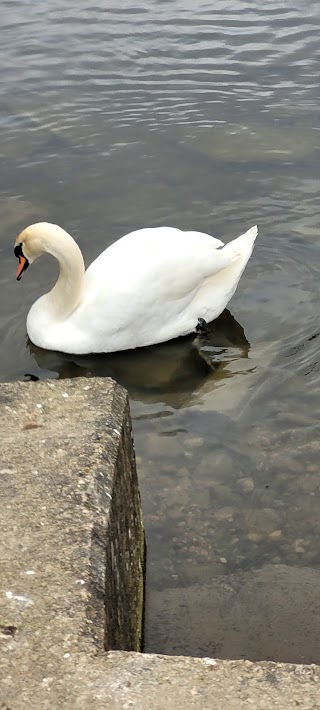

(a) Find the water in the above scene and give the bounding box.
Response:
[1,0,320,663]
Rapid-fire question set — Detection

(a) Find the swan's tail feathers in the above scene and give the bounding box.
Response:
[223,225,258,263]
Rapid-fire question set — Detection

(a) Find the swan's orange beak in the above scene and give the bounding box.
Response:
[16,256,29,281]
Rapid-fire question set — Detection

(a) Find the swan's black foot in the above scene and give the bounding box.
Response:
[195,317,209,336]
[24,373,40,382]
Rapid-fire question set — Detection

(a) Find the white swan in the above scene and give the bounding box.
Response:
[14,222,257,355]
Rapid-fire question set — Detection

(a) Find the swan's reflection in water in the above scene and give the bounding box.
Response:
[28,309,250,408]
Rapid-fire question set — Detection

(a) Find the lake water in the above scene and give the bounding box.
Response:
[1,0,320,663]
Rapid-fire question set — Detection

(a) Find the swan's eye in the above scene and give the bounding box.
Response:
[14,242,24,258]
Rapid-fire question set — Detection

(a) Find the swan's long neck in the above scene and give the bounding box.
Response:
[37,224,85,320]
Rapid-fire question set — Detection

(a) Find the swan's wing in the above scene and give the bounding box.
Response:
[84,227,227,302]
[183,230,224,248]
[74,227,233,341]
[64,225,257,352]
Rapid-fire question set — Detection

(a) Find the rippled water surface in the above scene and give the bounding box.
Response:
[1,0,320,662]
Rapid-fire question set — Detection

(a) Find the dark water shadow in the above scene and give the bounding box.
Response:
[27,309,250,407]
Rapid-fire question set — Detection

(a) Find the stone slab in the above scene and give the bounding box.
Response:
[0,378,144,660]
[1,650,319,709]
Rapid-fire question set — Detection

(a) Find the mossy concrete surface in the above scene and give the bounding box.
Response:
[0,377,319,709]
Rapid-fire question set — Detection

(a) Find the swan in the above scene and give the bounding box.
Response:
[14,222,257,355]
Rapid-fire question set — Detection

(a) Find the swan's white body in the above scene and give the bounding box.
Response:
[16,223,258,355]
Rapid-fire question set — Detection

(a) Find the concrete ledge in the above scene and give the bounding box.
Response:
[1,649,319,709]
[0,378,319,709]
[0,378,144,658]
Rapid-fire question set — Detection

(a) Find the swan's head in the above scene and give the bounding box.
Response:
[14,222,64,281]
